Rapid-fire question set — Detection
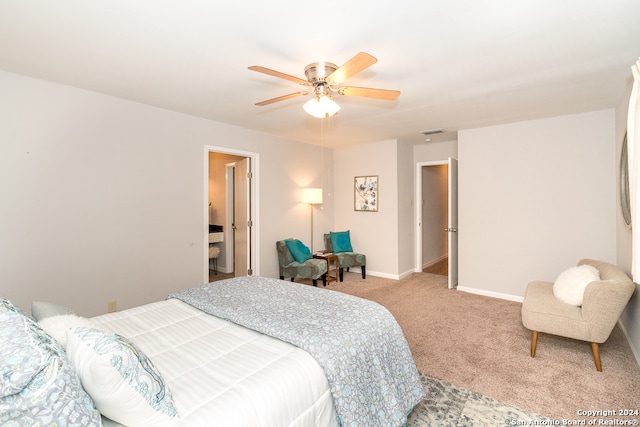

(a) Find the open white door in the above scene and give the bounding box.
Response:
[234,158,251,276]
[447,157,458,288]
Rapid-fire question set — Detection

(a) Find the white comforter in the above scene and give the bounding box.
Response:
[91,298,338,427]
[170,277,425,427]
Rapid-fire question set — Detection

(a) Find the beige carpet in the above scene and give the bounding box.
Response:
[320,271,640,422]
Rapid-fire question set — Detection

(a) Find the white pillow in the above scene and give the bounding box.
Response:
[31,301,75,321]
[66,327,179,427]
[553,265,600,306]
[38,314,93,348]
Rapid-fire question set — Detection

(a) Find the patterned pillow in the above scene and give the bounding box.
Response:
[285,239,312,263]
[0,297,101,426]
[330,230,354,253]
[67,327,179,427]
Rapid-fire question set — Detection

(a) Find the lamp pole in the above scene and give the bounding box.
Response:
[301,188,323,253]
[310,203,315,252]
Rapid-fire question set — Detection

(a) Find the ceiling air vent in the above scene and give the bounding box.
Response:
[420,128,444,136]
[420,128,444,142]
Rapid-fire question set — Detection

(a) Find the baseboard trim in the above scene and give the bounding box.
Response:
[617,320,640,368]
[339,267,401,281]
[422,254,447,270]
[367,270,401,280]
[457,286,524,303]
[366,268,418,281]
[399,269,415,280]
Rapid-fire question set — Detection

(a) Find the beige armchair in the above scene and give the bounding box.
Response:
[521,259,635,371]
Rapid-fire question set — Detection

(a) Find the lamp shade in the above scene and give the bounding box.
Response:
[303,96,340,118]
[301,188,323,204]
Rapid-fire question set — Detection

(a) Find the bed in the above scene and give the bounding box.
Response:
[93,298,336,427]
[1,276,425,427]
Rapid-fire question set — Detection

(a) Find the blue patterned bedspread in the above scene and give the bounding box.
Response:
[168,276,425,427]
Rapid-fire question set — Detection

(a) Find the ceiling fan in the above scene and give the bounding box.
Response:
[248,52,400,118]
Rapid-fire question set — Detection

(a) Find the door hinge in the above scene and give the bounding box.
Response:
[247,268,253,276]
[247,171,252,179]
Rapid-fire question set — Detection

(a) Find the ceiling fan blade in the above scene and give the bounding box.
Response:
[248,66,310,86]
[328,52,378,85]
[337,86,400,101]
[255,91,309,106]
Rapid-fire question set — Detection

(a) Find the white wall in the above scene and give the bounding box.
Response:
[458,110,617,300]
[397,142,415,277]
[333,140,401,278]
[413,139,458,163]
[0,70,332,316]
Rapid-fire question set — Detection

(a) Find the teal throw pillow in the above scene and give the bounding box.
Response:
[285,239,312,263]
[330,231,353,253]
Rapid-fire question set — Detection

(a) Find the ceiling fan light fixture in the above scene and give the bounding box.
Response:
[303,95,340,118]
[250,52,399,114]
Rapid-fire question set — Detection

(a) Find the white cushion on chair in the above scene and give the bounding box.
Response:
[553,264,600,306]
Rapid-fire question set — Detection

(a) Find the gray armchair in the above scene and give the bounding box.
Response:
[521,259,635,371]
[323,232,366,282]
[276,239,327,286]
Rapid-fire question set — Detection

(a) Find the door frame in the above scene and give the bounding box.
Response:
[415,159,457,287]
[224,162,235,274]
[204,146,260,282]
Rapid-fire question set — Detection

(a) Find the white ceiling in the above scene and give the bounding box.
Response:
[1,1,639,147]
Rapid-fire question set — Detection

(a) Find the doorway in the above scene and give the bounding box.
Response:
[205,146,259,283]
[415,158,458,288]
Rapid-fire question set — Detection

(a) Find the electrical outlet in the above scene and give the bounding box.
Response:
[107,300,117,313]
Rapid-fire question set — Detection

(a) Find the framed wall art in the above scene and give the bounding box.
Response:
[354,175,378,212]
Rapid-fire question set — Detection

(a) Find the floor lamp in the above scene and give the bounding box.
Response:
[301,188,323,252]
